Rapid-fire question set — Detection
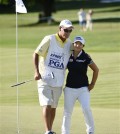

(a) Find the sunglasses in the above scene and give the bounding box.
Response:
[63,29,72,33]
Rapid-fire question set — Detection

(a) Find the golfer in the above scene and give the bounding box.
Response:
[61,36,99,134]
[33,19,74,134]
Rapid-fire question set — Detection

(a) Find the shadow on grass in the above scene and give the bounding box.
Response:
[18,20,60,27]
[0,0,120,14]
[93,17,120,23]
[1,0,119,27]
[95,7,120,13]
[18,17,120,28]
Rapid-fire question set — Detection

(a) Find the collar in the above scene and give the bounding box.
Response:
[55,33,67,47]
[72,50,83,57]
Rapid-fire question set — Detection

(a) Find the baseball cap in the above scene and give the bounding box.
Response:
[73,36,85,45]
[59,19,73,28]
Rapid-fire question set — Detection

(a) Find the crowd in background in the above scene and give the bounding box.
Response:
[78,8,93,31]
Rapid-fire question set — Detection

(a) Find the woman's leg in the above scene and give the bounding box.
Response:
[61,87,77,134]
[78,87,94,134]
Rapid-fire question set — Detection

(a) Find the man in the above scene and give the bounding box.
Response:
[33,19,74,134]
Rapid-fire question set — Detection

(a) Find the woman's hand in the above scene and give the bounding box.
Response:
[88,83,95,91]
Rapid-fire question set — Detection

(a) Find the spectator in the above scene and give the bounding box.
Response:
[86,9,93,31]
[78,8,86,31]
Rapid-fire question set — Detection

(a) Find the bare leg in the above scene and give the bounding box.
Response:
[42,106,56,131]
[50,108,56,129]
[43,105,52,131]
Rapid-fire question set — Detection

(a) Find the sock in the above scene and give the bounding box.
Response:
[45,131,51,134]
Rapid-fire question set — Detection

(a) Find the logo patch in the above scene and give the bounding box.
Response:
[76,59,86,62]
[48,52,65,69]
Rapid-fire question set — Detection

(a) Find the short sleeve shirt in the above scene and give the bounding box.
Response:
[66,50,93,88]
[35,34,72,58]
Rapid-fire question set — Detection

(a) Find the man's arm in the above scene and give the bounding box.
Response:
[33,53,41,80]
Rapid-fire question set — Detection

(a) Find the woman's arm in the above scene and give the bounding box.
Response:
[88,62,99,91]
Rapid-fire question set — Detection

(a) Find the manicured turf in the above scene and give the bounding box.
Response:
[0,1,120,134]
[0,106,119,134]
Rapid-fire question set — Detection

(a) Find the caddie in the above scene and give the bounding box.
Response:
[33,19,74,134]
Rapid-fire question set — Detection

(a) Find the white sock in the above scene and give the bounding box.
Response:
[45,131,51,134]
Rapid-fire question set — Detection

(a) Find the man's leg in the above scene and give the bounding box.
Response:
[43,105,53,131]
[39,85,61,133]
[38,85,53,132]
[50,108,56,130]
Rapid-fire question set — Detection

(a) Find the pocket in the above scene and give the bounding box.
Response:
[82,86,89,92]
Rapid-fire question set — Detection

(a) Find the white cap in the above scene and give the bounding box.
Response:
[59,19,73,28]
[73,36,85,45]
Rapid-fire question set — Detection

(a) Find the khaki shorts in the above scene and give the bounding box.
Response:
[38,84,62,108]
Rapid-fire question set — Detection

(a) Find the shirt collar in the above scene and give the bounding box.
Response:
[55,33,67,47]
[72,50,83,57]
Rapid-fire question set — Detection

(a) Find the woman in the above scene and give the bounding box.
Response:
[61,36,99,134]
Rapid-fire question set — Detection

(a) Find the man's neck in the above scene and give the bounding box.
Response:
[58,33,66,42]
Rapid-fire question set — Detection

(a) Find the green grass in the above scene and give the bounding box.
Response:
[0,106,120,134]
[0,9,120,52]
[0,48,119,108]
[0,2,120,134]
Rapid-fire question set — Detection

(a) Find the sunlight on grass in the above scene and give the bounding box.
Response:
[0,2,120,134]
[0,106,119,134]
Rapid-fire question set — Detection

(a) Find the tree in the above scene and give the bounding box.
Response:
[0,0,56,24]
[38,0,56,24]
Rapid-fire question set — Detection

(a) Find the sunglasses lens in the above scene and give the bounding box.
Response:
[64,29,72,33]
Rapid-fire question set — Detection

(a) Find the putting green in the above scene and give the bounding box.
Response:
[0,106,119,134]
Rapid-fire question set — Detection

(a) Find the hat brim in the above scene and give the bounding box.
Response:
[65,25,74,28]
[60,25,74,28]
[73,40,85,45]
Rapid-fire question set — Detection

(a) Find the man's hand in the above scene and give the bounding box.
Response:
[34,72,41,80]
